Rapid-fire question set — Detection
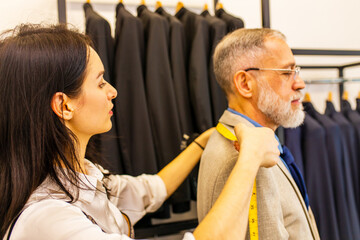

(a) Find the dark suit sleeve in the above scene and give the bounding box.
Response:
[155,7,194,212]
[303,102,355,239]
[83,3,123,174]
[138,6,193,213]
[84,3,114,84]
[202,11,228,123]
[356,98,360,113]
[301,114,340,240]
[137,6,182,169]
[113,3,158,175]
[156,8,194,137]
[176,8,213,132]
[191,19,213,132]
[340,100,360,218]
[325,101,360,238]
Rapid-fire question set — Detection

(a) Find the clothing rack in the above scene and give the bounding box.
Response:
[298,58,360,103]
[303,78,360,85]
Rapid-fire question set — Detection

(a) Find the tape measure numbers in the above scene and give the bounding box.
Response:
[216,123,259,240]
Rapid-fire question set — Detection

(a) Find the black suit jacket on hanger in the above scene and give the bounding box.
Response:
[83,3,123,174]
[300,112,340,240]
[84,3,114,84]
[113,3,157,175]
[201,10,228,123]
[137,5,182,171]
[137,6,192,213]
[325,101,360,239]
[356,98,360,113]
[176,7,213,132]
[155,6,194,213]
[155,7,194,137]
[340,100,360,213]
[215,8,244,33]
[304,102,354,240]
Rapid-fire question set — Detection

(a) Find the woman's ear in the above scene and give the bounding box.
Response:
[233,71,254,98]
[51,92,74,120]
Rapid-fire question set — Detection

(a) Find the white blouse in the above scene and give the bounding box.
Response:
[4,160,195,240]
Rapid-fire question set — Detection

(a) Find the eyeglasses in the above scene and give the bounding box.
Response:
[244,66,301,81]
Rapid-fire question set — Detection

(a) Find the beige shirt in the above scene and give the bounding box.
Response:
[5,160,195,240]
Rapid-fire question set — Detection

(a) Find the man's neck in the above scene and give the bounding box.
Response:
[228,103,278,131]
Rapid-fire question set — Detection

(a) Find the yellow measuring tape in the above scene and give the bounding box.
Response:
[216,123,259,240]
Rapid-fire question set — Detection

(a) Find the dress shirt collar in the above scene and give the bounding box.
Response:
[227,108,284,154]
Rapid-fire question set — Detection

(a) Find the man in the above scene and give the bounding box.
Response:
[197,28,320,239]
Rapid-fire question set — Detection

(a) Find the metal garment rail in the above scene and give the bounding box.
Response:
[299,61,360,102]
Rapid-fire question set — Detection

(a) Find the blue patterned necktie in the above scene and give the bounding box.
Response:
[281,145,309,209]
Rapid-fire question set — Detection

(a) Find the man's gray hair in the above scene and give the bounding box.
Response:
[213,28,286,95]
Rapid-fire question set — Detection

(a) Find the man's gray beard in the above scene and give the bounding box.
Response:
[257,79,305,128]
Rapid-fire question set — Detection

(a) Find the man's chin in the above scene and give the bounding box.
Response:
[280,110,305,128]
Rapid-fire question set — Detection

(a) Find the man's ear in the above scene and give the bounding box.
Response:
[51,92,75,120]
[233,71,254,98]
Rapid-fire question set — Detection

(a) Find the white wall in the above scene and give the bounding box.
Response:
[0,0,58,32]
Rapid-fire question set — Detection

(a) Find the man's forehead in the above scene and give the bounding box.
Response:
[261,38,295,67]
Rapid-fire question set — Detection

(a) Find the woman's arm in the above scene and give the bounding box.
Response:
[193,123,280,240]
[157,128,214,198]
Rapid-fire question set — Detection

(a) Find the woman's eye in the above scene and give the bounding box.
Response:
[99,82,107,88]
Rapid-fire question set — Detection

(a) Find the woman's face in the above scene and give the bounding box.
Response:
[66,47,117,140]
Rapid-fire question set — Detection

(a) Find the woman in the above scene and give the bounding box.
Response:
[0,24,279,240]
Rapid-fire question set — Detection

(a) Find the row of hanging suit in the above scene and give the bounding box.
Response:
[83,1,244,222]
[284,94,360,240]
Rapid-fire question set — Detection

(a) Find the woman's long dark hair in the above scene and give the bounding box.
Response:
[0,24,94,237]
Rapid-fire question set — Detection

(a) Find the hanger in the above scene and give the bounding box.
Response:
[176,2,184,13]
[342,90,349,100]
[119,0,123,3]
[86,0,90,3]
[155,1,162,9]
[327,91,333,102]
[140,0,145,5]
[358,91,360,99]
[304,92,311,102]
[216,2,223,10]
[203,3,208,11]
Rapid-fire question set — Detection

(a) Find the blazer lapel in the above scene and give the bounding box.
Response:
[276,161,317,239]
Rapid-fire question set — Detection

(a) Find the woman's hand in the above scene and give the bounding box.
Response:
[234,123,279,168]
